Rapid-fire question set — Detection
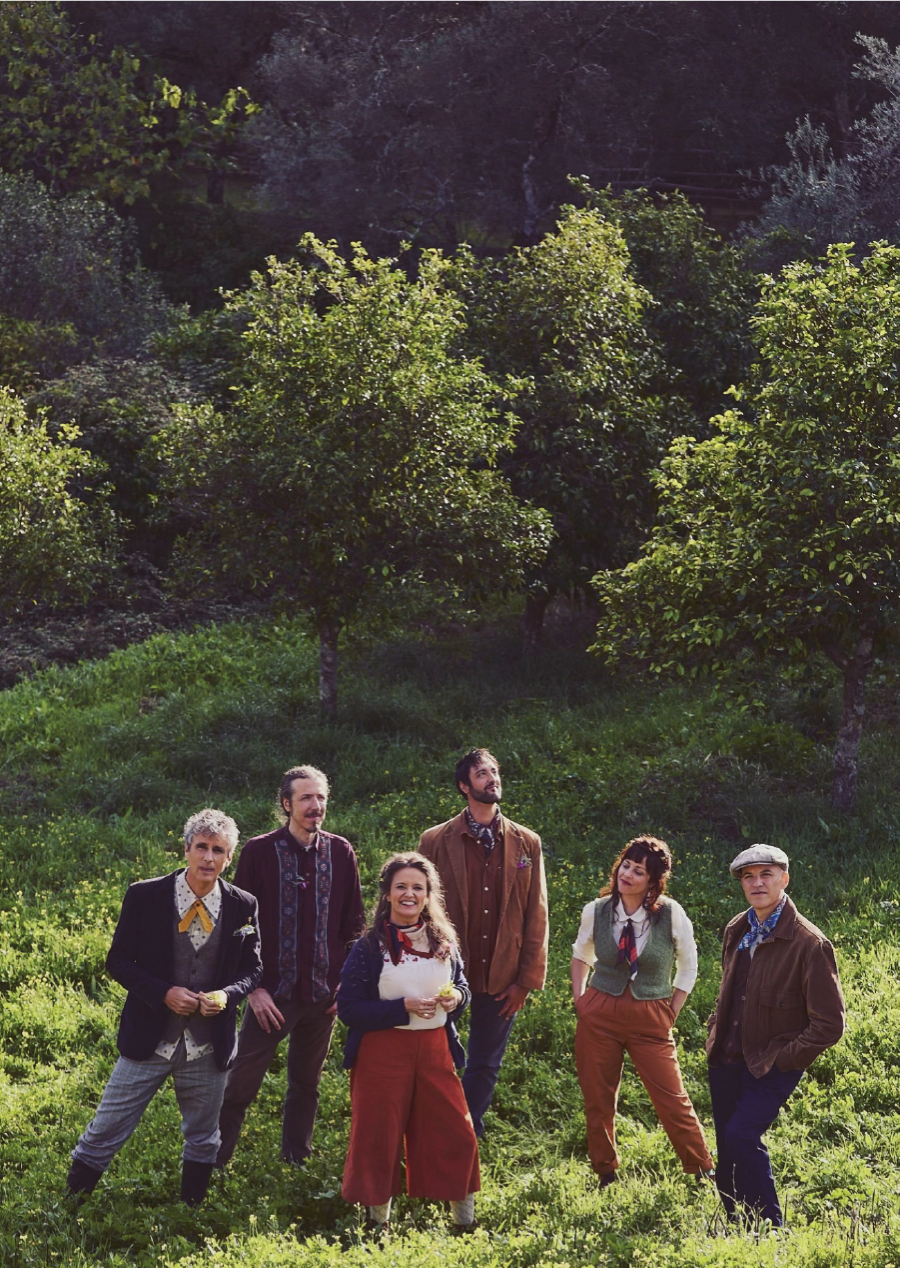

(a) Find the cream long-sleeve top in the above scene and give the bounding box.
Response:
[571,897,699,995]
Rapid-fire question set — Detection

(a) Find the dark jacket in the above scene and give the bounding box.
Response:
[337,935,470,1070]
[233,826,364,999]
[706,895,845,1078]
[418,810,548,994]
[106,871,262,1071]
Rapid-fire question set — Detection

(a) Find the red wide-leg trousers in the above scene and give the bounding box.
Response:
[342,1027,481,1207]
[574,984,713,1177]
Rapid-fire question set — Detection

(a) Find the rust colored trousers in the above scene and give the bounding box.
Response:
[574,984,713,1177]
[342,1027,481,1207]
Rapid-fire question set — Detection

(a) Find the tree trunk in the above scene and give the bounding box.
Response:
[206,170,225,205]
[829,633,874,814]
[318,621,339,722]
[522,592,549,658]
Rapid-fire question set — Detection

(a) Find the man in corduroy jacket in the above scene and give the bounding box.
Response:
[706,844,845,1227]
[419,748,548,1136]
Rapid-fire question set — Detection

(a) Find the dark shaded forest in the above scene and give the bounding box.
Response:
[61,1,900,294]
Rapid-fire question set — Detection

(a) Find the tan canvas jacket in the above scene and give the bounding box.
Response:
[418,811,548,995]
[706,895,845,1078]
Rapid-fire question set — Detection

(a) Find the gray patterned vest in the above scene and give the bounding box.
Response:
[588,895,674,999]
[161,909,224,1048]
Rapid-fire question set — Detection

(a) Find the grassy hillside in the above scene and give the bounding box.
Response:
[2,615,900,1267]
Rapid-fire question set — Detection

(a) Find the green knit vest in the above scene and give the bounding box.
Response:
[589,895,675,999]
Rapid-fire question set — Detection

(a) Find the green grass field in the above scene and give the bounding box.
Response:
[2,613,900,1267]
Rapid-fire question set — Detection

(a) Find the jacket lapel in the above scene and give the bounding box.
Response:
[497,815,520,927]
[214,882,241,973]
[154,873,178,983]
[447,813,470,919]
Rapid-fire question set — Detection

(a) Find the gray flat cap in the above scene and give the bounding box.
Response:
[729,844,790,876]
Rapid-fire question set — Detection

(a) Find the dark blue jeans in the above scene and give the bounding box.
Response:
[461,992,517,1137]
[708,1060,804,1226]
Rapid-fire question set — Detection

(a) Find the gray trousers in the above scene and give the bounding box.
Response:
[73,1041,226,1171]
[217,998,335,1166]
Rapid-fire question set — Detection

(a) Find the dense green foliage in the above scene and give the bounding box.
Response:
[160,236,551,714]
[592,242,900,812]
[574,185,756,431]
[455,207,670,640]
[0,388,118,615]
[0,173,171,383]
[1,615,900,1267]
[0,2,257,207]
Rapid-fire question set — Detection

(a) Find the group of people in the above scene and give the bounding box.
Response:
[66,748,846,1234]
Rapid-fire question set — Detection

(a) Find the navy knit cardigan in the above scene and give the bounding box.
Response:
[336,934,471,1070]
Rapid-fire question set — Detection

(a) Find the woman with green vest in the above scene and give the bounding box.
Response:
[571,835,714,1188]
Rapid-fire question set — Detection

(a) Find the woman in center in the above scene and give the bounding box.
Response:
[338,852,480,1232]
[571,835,714,1187]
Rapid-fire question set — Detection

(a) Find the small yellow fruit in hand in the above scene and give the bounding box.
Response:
[437,983,456,998]
[203,990,227,1009]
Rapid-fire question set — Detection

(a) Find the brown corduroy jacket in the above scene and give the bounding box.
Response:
[706,895,845,1078]
[419,811,548,995]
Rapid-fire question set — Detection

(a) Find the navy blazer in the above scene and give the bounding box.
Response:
[337,934,470,1070]
[106,871,262,1071]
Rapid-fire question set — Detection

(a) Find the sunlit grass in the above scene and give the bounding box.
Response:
[2,614,900,1266]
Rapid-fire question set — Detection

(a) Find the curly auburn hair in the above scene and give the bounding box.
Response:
[599,835,673,914]
[364,852,458,960]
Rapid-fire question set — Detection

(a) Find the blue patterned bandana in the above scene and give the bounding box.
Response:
[738,898,786,952]
[465,808,500,858]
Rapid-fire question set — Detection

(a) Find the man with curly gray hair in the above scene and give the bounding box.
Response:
[66,809,261,1207]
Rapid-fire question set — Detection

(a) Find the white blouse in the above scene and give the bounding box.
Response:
[571,897,699,994]
[379,949,453,1030]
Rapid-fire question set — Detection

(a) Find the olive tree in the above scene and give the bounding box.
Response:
[161,235,551,717]
[593,242,900,813]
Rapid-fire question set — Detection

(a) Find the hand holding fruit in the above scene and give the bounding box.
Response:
[437,982,461,1011]
[199,989,227,1015]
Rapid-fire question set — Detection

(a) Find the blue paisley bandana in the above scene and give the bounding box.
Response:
[465,808,499,858]
[738,898,785,953]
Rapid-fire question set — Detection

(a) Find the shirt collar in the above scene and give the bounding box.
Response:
[614,898,649,928]
[286,827,322,853]
[176,869,222,922]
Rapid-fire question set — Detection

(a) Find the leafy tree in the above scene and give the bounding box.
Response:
[748,35,900,268]
[574,184,757,432]
[31,358,197,563]
[455,206,669,650]
[159,235,551,717]
[593,242,900,813]
[0,1,268,308]
[0,388,117,616]
[250,2,649,250]
[0,173,171,382]
[0,1,258,207]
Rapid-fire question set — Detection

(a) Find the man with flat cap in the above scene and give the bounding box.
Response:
[706,844,845,1227]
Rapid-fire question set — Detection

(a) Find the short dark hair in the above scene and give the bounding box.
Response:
[599,835,673,914]
[278,765,330,820]
[455,748,498,796]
